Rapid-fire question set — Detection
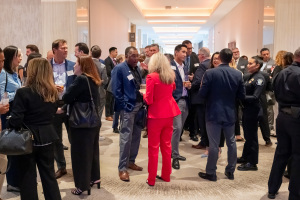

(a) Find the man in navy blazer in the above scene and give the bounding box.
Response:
[198,48,245,181]
[112,46,144,182]
[50,39,76,179]
[170,44,191,170]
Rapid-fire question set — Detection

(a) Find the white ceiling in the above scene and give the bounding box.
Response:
[107,0,243,51]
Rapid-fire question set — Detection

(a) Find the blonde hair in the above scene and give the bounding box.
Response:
[229,58,237,69]
[148,52,175,84]
[26,58,58,103]
[275,50,287,68]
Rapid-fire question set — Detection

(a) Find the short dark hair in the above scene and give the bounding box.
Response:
[125,46,137,56]
[251,56,263,69]
[109,47,117,53]
[52,39,67,50]
[174,44,187,53]
[3,45,19,74]
[182,40,192,46]
[91,45,102,58]
[27,53,42,64]
[145,45,151,49]
[283,52,294,66]
[26,44,39,53]
[75,42,89,55]
[0,47,2,53]
[219,48,233,64]
[150,44,159,49]
[260,47,270,54]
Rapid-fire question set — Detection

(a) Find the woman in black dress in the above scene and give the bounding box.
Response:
[63,55,101,195]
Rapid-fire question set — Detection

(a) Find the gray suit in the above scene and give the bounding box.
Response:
[93,58,108,119]
[236,57,248,74]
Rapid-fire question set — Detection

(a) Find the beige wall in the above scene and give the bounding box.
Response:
[213,0,264,57]
[274,0,300,55]
[0,0,42,65]
[90,0,130,59]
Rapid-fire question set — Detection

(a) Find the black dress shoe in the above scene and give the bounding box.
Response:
[225,171,234,180]
[190,135,199,141]
[172,158,180,170]
[63,145,69,150]
[283,171,290,179]
[237,157,246,164]
[177,155,186,161]
[198,172,217,181]
[268,192,277,199]
[113,128,119,133]
[237,162,258,171]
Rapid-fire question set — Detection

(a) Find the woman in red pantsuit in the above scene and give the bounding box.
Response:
[143,53,181,186]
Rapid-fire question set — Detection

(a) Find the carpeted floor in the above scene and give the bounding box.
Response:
[1,115,289,200]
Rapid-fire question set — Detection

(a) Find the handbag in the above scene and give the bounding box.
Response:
[0,123,33,155]
[69,76,101,128]
[136,103,147,129]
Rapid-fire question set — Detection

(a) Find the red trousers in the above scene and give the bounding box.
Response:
[147,117,174,185]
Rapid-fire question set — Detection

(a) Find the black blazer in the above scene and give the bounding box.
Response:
[189,52,200,74]
[7,87,58,145]
[236,58,248,74]
[190,59,210,104]
[104,56,115,78]
[63,74,99,108]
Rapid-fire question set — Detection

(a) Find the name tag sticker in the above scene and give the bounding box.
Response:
[194,63,199,67]
[67,70,74,76]
[241,66,245,69]
[127,74,134,80]
[171,66,176,70]
[267,65,272,69]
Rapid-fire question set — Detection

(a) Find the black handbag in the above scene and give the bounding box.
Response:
[136,104,147,129]
[69,76,101,128]
[0,124,33,155]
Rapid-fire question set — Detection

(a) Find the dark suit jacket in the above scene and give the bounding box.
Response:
[191,59,210,104]
[236,57,248,74]
[50,59,76,90]
[188,52,200,74]
[199,64,245,123]
[93,58,108,99]
[111,61,142,112]
[104,56,115,78]
[170,60,188,101]
[7,87,59,145]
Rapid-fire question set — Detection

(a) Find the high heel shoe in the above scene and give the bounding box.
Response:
[71,188,91,195]
[90,180,101,189]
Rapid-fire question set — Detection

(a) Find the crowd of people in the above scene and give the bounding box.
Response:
[0,39,299,200]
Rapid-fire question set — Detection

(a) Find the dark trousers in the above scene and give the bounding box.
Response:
[197,104,208,147]
[70,126,100,191]
[241,104,260,164]
[268,112,300,199]
[185,104,198,137]
[53,113,69,170]
[235,103,242,136]
[258,99,271,142]
[19,144,61,200]
[105,91,114,117]
[112,111,120,129]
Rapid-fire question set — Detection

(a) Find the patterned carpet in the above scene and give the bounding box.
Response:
[1,115,289,200]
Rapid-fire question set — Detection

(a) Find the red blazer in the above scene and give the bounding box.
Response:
[143,72,181,119]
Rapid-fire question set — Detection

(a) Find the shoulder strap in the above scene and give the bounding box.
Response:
[84,75,94,102]
[5,72,8,92]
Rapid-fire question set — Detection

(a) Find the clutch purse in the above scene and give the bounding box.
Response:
[69,76,101,128]
[0,124,33,155]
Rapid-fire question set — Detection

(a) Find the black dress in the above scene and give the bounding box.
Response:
[7,87,61,200]
[63,74,101,191]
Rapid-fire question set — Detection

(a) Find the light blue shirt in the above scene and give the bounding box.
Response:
[52,59,67,99]
[0,69,21,102]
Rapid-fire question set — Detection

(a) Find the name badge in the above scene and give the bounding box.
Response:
[241,66,245,69]
[267,65,272,69]
[127,74,134,81]
[67,70,74,76]
[194,63,199,67]
[171,66,176,70]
